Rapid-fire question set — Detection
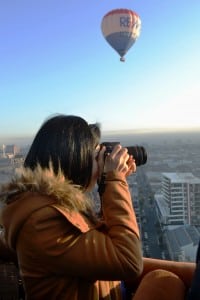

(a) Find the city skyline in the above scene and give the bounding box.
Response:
[0,0,200,140]
[1,127,200,149]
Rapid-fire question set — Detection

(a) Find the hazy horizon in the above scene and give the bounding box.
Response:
[1,127,200,147]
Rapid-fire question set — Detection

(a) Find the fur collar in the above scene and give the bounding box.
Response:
[0,166,95,216]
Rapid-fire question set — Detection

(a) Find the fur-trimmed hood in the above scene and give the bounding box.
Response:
[0,166,97,251]
[0,166,95,213]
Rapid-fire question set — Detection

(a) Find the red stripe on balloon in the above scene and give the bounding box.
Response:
[103,8,139,19]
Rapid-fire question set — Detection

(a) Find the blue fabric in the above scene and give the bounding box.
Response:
[121,281,133,300]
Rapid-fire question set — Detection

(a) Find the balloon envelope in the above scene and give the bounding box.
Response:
[101,8,141,61]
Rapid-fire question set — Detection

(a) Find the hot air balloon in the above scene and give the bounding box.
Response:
[101,8,141,62]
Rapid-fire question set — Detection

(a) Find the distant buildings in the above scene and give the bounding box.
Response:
[165,225,200,261]
[155,172,200,261]
[0,144,20,158]
[0,144,25,184]
[158,172,200,226]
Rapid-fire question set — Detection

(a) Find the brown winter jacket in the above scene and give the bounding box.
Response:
[0,168,143,300]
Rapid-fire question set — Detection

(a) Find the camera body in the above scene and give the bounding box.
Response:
[101,142,147,166]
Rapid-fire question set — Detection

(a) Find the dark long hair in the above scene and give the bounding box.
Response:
[24,115,100,189]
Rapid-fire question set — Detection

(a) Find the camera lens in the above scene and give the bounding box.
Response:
[126,146,147,166]
[101,142,147,166]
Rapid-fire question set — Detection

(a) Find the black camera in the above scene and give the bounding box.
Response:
[101,142,147,166]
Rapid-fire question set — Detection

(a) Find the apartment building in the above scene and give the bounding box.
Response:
[162,172,200,225]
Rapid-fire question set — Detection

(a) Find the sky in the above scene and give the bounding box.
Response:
[0,0,200,144]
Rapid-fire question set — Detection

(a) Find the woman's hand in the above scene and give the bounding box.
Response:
[125,155,136,177]
[104,144,136,176]
[97,144,137,181]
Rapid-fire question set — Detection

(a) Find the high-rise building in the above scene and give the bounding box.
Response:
[5,144,20,157]
[2,144,6,158]
[161,173,200,225]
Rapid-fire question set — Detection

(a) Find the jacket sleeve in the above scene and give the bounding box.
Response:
[100,170,140,238]
[18,171,143,281]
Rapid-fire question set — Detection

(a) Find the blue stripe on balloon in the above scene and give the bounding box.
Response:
[105,32,136,57]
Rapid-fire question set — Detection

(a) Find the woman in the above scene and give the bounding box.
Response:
[0,114,143,299]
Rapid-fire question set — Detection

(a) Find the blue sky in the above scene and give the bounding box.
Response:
[0,0,200,142]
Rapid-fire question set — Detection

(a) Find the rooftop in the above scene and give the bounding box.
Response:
[162,172,200,184]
